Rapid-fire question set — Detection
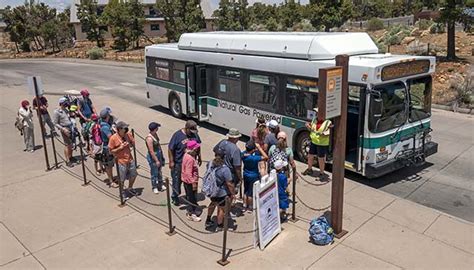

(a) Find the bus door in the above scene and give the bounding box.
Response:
[195,65,209,121]
[185,64,198,117]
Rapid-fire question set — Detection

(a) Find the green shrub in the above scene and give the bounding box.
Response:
[430,22,446,34]
[416,19,434,31]
[367,18,384,31]
[88,47,104,60]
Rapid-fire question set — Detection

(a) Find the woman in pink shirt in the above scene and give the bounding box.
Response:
[182,140,201,222]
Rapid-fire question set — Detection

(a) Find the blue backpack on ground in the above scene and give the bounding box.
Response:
[309,216,334,245]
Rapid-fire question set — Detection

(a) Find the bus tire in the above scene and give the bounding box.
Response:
[296,131,311,162]
[168,94,182,118]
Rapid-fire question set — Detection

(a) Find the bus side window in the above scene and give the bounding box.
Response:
[248,73,278,112]
[146,57,156,78]
[172,61,185,85]
[217,68,242,104]
[285,77,318,120]
[155,59,170,81]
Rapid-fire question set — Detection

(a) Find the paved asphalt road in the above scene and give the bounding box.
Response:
[1,59,473,222]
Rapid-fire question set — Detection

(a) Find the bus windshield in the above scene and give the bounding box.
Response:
[370,82,407,133]
[408,76,432,122]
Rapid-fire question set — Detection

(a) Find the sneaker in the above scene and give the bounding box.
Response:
[28,149,34,153]
[205,218,214,228]
[302,168,313,176]
[159,185,167,191]
[186,213,202,222]
[216,224,224,232]
[153,188,159,194]
[172,198,180,206]
[122,192,129,201]
[66,161,74,168]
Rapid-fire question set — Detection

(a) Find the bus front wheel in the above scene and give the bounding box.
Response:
[296,131,311,162]
[169,95,182,118]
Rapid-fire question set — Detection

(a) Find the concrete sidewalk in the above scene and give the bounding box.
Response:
[1,86,473,269]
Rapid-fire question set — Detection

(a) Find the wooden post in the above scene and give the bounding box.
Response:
[33,77,51,171]
[331,55,349,238]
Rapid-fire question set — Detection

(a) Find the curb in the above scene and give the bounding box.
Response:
[0,57,145,70]
[432,104,473,115]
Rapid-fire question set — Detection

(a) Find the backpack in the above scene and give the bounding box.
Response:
[91,123,103,146]
[309,216,334,246]
[82,121,94,140]
[201,162,222,198]
[14,112,24,135]
[269,147,289,170]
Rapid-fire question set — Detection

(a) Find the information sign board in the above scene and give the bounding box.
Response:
[325,68,342,119]
[253,172,281,250]
[27,76,44,96]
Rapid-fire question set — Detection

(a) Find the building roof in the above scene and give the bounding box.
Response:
[178,32,379,61]
[70,0,214,23]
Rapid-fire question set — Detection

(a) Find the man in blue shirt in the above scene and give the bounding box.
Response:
[77,89,97,125]
[99,108,116,187]
[168,120,202,206]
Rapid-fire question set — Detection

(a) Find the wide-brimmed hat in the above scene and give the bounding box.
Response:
[116,121,129,130]
[226,128,241,139]
[274,159,288,170]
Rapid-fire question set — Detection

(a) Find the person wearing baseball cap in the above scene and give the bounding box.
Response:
[77,88,96,125]
[168,120,202,206]
[304,107,332,180]
[53,97,74,166]
[18,100,35,152]
[98,107,115,186]
[264,119,280,153]
[108,120,137,200]
[182,140,201,222]
[213,128,243,191]
[146,121,166,193]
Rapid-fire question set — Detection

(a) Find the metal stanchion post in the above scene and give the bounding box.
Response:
[79,139,89,186]
[131,129,139,169]
[50,130,59,169]
[217,197,231,266]
[115,159,126,207]
[165,177,176,236]
[291,169,297,222]
[239,182,243,200]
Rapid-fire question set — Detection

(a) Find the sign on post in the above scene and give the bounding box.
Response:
[27,76,44,96]
[324,68,343,119]
[253,171,281,250]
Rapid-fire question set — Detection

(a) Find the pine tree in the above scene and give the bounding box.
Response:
[102,0,130,51]
[127,0,145,49]
[157,0,204,42]
[438,0,466,60]
[308,0,353,32]
[77,0,106,47]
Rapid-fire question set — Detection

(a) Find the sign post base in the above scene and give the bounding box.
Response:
[334,230,348,239]
[166,227,177,236]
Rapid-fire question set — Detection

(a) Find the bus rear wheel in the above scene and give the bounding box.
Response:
[296,131,311,162]
[169,95,182,118]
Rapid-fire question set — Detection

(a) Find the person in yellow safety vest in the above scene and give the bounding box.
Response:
[303,108,332,180]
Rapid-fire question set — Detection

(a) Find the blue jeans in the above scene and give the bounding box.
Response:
[147,152,163,189]
[171,162,182,201]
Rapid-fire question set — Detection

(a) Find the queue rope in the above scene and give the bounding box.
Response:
[295,193,331,212]
[296,172,332,187]
[134,131,169,146]
[50,134,259,257]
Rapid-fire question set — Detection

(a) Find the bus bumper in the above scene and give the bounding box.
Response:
[365,141,438,179]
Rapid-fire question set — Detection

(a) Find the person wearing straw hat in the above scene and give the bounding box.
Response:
[213,128,243,190]
[146,122,166,194]
[303,107,332,179]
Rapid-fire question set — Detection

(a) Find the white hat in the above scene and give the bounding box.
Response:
[274,159,288,170]
[267,120,279,129]
[313,107,319,112]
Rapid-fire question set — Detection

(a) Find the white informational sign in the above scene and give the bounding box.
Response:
[27,76,44,96]
[325,68,342,119]
[253,171,281,250]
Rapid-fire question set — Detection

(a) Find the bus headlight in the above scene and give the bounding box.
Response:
[376,150,389,163]
[425,134,432,143]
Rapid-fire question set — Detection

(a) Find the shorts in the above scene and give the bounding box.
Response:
[210,196,228,207]
[61,128,72,146]
[118,161,137,182]
[244,175,259,197]
[101,148,114,167]
[309,143,329,158]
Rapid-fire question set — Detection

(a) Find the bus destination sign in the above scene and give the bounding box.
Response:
[381,60,430,81]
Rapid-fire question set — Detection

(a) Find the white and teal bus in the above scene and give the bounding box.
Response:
[144,32,438,178]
